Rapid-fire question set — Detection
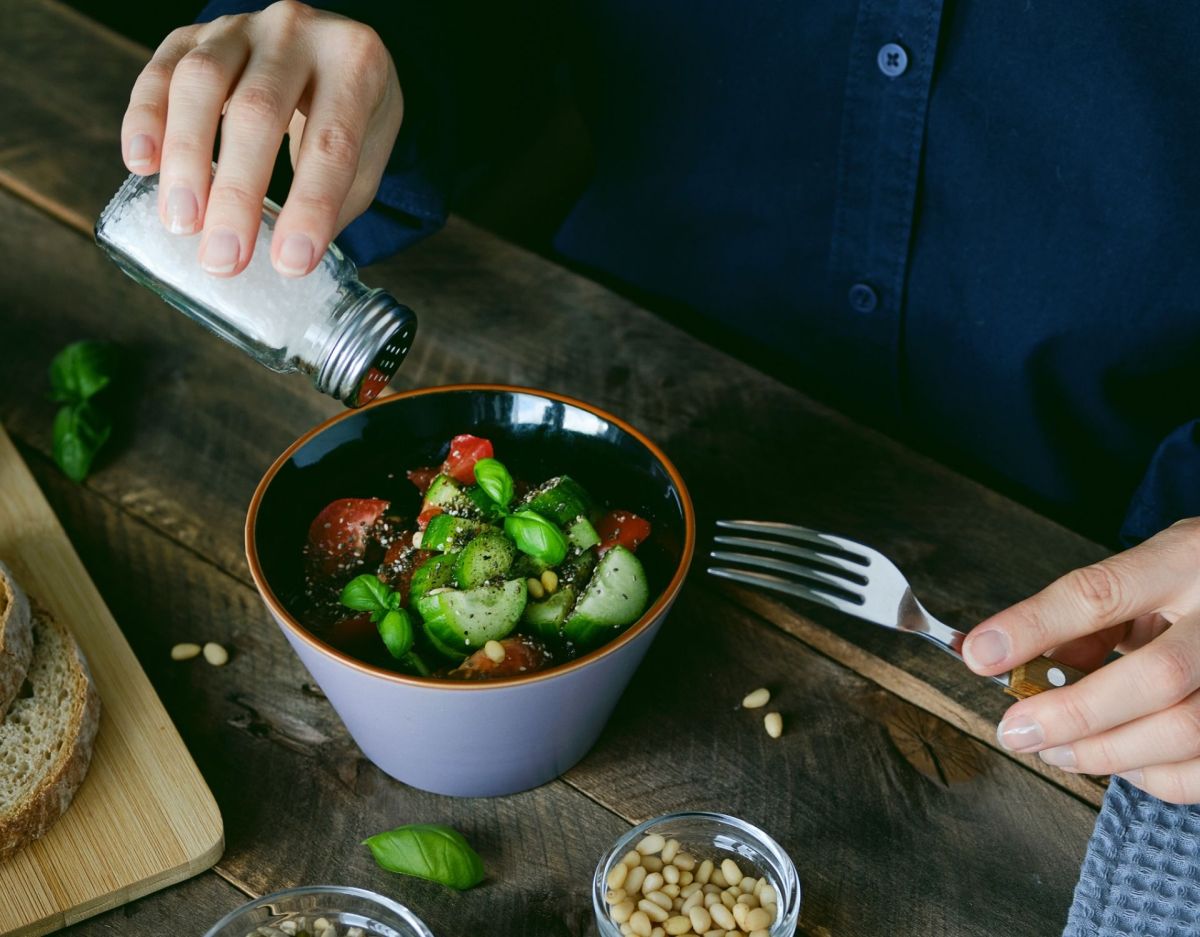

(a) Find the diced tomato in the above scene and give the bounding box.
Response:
[447,635,554,681]
[440,434,494,486]
[379,547,432,606]
[327,612,378,649]
[406,466,439,494]
[596,509,652,554]
[305,497,390,578]
[416,505,443,530]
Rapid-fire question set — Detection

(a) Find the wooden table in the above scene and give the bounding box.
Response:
[0,2,1111,934]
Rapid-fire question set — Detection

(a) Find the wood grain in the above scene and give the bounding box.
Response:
[0,424,223,937]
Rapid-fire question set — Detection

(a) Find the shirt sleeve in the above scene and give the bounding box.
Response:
[195,0,564,265]
[1120,419,1200,546]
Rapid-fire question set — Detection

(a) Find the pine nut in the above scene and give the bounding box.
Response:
[681,883,702,899]
[650,928,664,937]
[643,872,664,893]
[661,838,680,863]
[620,925,634,937]
[664,917,692,936]
[637,833,666,855]
[609,863,629,890]
[611,901,635,924]
[541,569,559,594]
[709,904,736,930]
[742,687,770,708]
[663,864,680,884]
[626,866,647,895]
[720,859,742,885]
[645,889,672,910]
[679,871,694,885]
[764,711,783,738]
[740,875,757,894]
[732,903,749,930]
[673,852,696,871]
[720,892,736,909]
[623,850,643,867]
[745,907,773,930]
[411,531,424,549]
[637,899,668,923]
[703,893,719,908]
[171,642,201,661]
[737,892,759,907]
[202,642,229,666]
[607,888,626,904]
[662,883,679,898]
[642,856,664,872]
[527,577,546,599]
[689,907,712,933]
[710,869,727,888]
[759,884,777,905]
[681,891,704,912]
[483,639,506,663]
[629,911,652,937]
[751,931,770,937]
[697,859,713,884]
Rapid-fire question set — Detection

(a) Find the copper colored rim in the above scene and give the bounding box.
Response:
[245,384,696,691]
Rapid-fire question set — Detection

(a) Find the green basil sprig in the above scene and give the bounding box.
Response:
[364,823,485,890]
[48,341,119,482]
[339,574,429,675]
[504,510,568,566]
[473,458,514,509]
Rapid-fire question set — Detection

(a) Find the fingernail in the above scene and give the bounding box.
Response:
[128,134,155,169]
[166,185,199,234]
[201,227,240,274]
[276,233,314,276]
[1038,745,1077,768]
[1118,769,1144,787]
[966,629,1011,668]
[997,714,1045,751]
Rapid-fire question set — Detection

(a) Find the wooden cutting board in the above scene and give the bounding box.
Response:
[0,423,223,935]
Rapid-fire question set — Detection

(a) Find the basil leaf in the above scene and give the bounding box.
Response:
[377,608,414,659]
[340,574,392,614]
[49,341,116,404]
[364,824,485,890]
[52,401,112,482]
[504,510,568,566]
[466,485,506,522]
[473,458,514,509]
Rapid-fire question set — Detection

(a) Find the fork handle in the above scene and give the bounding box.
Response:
[1003,657,1088,699]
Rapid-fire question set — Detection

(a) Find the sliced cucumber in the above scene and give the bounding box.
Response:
[423,513,488,552]
[511,553,550,579]
[454,529,516,588]
[560,546,598,586]
[522,475,592,526]
[520,585,577,642]
[409,553,458,603]
[416,579,528,654]
[423,473,474,514]
[567,516,600,551]
[564,546,649,647]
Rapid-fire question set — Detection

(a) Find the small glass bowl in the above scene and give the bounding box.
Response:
[202,885,435,937]
[592,812,801,936]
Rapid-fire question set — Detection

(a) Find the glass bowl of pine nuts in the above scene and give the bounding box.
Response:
[202,885,435,937]
[593,812,801,937]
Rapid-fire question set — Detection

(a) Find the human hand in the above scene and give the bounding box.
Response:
[963,519,1200,803]
[120,0,403,277]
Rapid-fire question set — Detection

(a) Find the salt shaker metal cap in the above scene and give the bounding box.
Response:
[95,170,416,407]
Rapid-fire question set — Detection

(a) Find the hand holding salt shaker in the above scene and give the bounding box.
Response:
[95,171,416,407]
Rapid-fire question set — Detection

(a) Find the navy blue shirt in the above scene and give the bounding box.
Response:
[202,0,1200,546]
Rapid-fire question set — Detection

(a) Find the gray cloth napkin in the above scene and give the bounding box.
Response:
[1063,777,1200,936]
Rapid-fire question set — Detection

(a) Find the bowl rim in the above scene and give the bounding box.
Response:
[245,383,696,691]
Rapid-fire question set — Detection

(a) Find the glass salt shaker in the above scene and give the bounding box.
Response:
[95,171,417,407]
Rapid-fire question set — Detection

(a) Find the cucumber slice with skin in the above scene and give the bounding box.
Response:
[511,553,551,579]
[422,474,475,514]
[522,476,592,526]
[520,585,577,642]
[567,516,600,551]
[409,553,458,603]
[416,579,528,654]
[454,529,516,588]
[560,546,598,587]
[423,514,488,552]
[564,546,649,647]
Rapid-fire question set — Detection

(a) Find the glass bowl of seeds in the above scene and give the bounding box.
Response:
[202,885,435,937]
[593,812,801,937]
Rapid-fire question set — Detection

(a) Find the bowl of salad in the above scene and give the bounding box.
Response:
[246,385,694,796]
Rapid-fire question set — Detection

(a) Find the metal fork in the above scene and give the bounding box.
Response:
[708,520,1083,699]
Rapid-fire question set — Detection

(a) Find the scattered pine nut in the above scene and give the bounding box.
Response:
[171,642,201,661]
[527,577,546,600]
[637,833,666,855]
[484,640,506,663]
[541,568,559,594]
[202,642,229,666]
[411,531,424,549]
[742,687,770,709]
[764,711,783,738]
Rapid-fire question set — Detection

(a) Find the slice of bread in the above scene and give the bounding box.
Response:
[0,598,101,860]
[0,562,33,721]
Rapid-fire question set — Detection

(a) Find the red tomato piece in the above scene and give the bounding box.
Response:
[447,635,554,681]
[406,466,439,494]
[596,509,652,554]
[305,497,390,578]
[440,434,494,486]
[328,612,377,646]
[416,505,443,530]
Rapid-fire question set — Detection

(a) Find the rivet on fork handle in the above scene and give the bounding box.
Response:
[1004,657,1088,700]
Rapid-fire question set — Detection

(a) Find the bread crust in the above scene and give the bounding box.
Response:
[0,599,101,861]
[0,562,33,721]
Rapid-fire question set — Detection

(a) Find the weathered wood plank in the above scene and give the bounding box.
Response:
[58,872,248,936]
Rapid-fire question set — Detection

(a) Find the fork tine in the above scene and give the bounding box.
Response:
[716,520,871,564]
[708,567,866,617]
[709,551,865,598]
[712,535,868,583]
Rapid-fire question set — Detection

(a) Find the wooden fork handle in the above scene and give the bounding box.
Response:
[1003,657,1089,699]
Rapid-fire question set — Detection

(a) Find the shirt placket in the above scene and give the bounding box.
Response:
[827,0,944,421]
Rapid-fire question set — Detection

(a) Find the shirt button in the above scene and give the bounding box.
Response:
[877,42,908,78]
[848,282,878,313]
